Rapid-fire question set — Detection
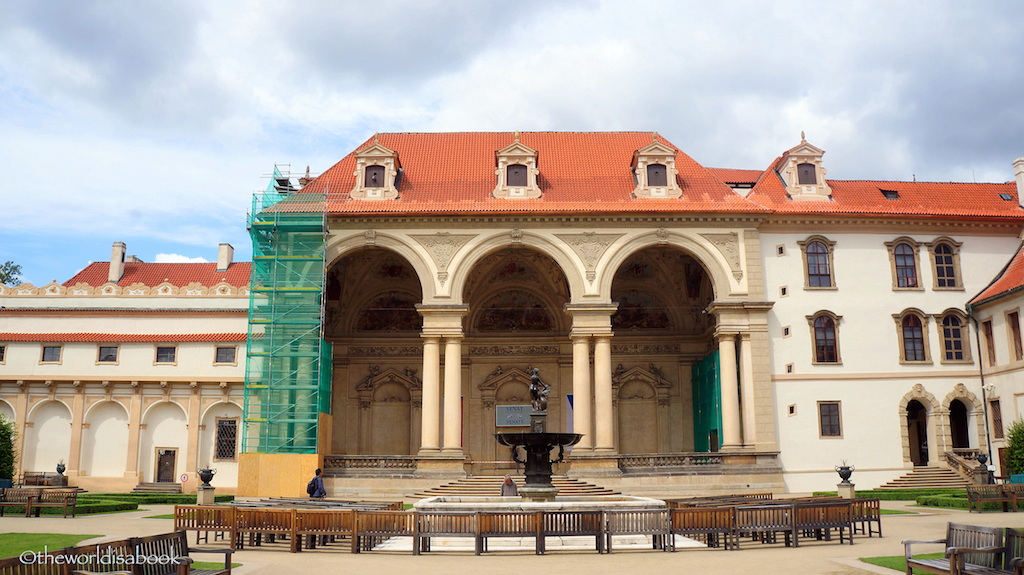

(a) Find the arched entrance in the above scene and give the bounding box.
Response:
[949,399,970,449]
[907,400,929,466]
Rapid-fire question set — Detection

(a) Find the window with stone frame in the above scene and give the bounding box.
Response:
[929,239,963,290]
[506,164,528,187]
[799,236,836,289]
[808,311,841,364]
[1009,311,1023,362]
[982,320,997,366]
[214,417,238,461]
[97,345,118,363]
[214,346,237,365]
[646,163,668,187]
[939,312,971,363]
[0,344,5,363]
[155,346,177,364]
[991,399,1004,440]
[41,345,62,363]
[798,163,818,185]
[896,311,930,363]
[364,165,386,188]
[818,401,842,437]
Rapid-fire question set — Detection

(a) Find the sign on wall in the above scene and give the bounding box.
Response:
[496,405,531,427]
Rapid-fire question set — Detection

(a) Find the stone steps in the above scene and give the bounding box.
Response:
[876,466,971,490]
[131,482,183,494]
[411,475,619,499]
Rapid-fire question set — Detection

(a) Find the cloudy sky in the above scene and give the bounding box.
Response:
[2,1,1022,286]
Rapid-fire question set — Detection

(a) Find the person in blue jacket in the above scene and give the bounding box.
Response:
[309,468,327,499]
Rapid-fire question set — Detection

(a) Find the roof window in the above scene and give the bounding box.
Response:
[881,189,899,200]
[493,134,541,199]
[350,136,401,200]
[999,193,1013,201]
[631,136,681,198]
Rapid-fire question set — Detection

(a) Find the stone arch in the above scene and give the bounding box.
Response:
[22,400,72,472]
[447,232,585,304]
[941,383,985,453]
[325,249,424,337]
[326,233,436,300]
[199,401,243,487]
[82,401,129,477]
[899,384,940,466]
[139,401,188,483]
[0,398,15,422]
[598,231,736,302]
[463,247,572,335]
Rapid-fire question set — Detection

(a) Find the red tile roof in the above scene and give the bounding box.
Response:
[297,132,770,215]
[970,242,1024,306]
[64,262,251,288]
[0,333,247,343]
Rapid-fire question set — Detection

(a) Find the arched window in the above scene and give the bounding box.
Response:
[797,162,817,185]
[647,163,668,187]
[901,315,926,362]
[929,239,962,289]
[506,164,528,187]
[894,243,918,288]
[940,312,971,363]
[365,165,385,188]
[809,313,840,363]
[805,240,833,288]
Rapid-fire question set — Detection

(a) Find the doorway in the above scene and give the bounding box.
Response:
[949,399,970,449]
[156,448,177,483]
[907,401,928,466]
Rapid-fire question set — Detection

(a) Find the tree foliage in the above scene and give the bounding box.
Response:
[0,414,16,480]
[1005,419,1024,476]
[0,261,22,286]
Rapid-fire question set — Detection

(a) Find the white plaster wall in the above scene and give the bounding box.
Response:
[0,400,14,423]
[1,296,248,311]
[22,400,72,472]
[82,401,129,477]
[0,341,244,380]
[139,402,188,483]
[198,402,242,488]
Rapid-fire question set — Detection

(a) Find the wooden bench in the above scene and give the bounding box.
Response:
[541,510,604,554]
[792,500,853,547]
[234,508,295,550]
[68,537,136,575]
[0,545,75,575]
[352,510,415,553]
[735,504,795,548]
[904,522,1016,575]
[850,498,883,537]
[603,509,672,553]
[968,486,1017,513]
[670,506,736,549]
[29,489,78,518]
[174,506,237,549]
[0,487,38,517]
[477,511,543,555]
[414,512,479,555]
[293,509,356,553]
[131,530,233,575]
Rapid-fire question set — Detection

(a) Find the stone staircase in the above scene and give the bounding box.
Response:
[131,482,183,494]
[412,475,618,499]
[877,466,971,490]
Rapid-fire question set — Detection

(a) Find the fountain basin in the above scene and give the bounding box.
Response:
[414,495,666,513]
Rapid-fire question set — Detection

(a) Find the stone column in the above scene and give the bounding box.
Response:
[739,333,757,448]
[124,384,143,481]
[419,336,441,454]
[594,336,615,453]
[719,334,742,449]
[185,384,202,479]
[571,336,593,451]
[67,384,86,476]
[442,336,463,454]
[14,384,29,473]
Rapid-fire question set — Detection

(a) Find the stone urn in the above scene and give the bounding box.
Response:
[56,461,66,476]
[835,464,855,484]
[197,468,216,488]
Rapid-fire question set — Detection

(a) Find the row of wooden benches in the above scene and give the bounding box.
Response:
[173,498,881,555]
[967,484,1024,513]
[0,488,78,518]
[0,530,232,575]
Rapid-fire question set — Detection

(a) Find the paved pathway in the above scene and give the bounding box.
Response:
[4,501,1024,574]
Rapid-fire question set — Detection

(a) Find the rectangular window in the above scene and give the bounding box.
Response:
[992,399,1005,440]
[0,344,5,363]
[214,346,236,364]
[98,346,118,363]
[1010,312,1023,362]
[41,345,62,363]
[983,320,997,366]
[215,418,238,461]
[818,401,842,437]
[155,346,177,364]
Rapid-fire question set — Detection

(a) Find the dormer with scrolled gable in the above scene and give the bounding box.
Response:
[493,135,541,199]
[777,133,832,201]
[631,138,681,198]
[351,138,401,200]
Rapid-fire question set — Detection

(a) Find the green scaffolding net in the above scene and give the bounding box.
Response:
[242,181,333,454]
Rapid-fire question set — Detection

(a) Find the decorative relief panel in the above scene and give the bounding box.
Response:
[701,232,744,280]
[410,232,475,287]
[556,233,622,284]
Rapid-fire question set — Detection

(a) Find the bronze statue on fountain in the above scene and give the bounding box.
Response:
[495,368,582,501]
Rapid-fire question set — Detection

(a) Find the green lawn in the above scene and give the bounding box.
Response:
[143,514,175,519]
[0,533,101,559]
[861,552,944,575]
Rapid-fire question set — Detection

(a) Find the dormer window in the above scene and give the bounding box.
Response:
[647,164,668,187]
[632,138,681,198]
[778,133,832,201]
[493,135,541,199]
[797,163,817,185]
[351,137,400,200]
[507,164,528,187]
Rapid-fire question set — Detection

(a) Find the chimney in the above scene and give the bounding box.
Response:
[216,243,234,272]
[1014,157,1024,209]
[298,165,313,188]
[108,242,126,283]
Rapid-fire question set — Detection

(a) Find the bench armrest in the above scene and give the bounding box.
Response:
[946,545,1005,557]
[187,547,233,557]
[72,571,134,575]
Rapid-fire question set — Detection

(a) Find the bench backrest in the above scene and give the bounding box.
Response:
[0,546,74,575]
[542,510,603,536]
[295,509,356,534]
[174,504,236,531]
[670,506,735,533]
[355,510,415,535]
[0,488,40,503]
[1005,527,1024,571]
[947,522,1003,569]
[416,512,477,536]
[71,538,136,573]
[35,490,76,504]
[735,504,793,531]
[478,511,541,536]
[604,509,670,534]
[132,531,189,575]
[235,508,295,532]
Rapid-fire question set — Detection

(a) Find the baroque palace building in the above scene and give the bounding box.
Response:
[2,132,1023,496]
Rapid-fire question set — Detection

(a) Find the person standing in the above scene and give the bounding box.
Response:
[500,475,518,496]
[308,468,327,499]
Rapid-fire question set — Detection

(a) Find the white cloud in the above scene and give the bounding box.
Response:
[154,253,210,264]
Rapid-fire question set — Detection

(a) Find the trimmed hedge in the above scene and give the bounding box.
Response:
[813,488,966,501]
[4,493,234,516]
[83,493,234,505]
